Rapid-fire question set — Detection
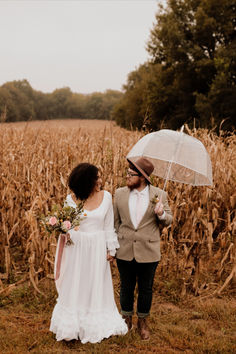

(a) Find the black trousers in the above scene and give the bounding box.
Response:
[116,258,158,318]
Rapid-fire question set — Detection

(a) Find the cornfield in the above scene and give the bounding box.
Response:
[0,119,235,298]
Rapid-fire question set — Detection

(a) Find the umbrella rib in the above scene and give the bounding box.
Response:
[127,127,213,187]
[143,154,212,180]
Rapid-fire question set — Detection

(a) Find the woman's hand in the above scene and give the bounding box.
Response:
[107,251,115,263]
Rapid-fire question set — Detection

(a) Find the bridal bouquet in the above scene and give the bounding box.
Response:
[40,201,86,246]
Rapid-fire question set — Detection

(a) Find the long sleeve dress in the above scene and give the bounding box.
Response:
[50,190,128,343]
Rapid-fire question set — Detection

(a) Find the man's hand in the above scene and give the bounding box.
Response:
[154,201,164,217]
[107,251,115,263]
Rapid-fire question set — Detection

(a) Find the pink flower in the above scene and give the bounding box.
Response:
[49,216,57,226]
[63,220,71,230]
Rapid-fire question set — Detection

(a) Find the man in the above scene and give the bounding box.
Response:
[114,157,172,340]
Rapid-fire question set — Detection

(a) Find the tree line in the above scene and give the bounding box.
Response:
[112,0,235,131]
[1,0,235,131]
[0,79,122,123]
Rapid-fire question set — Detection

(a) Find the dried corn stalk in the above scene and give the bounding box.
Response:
[0,120,235,296]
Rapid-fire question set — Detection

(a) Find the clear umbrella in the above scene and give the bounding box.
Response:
[127,127,213,192]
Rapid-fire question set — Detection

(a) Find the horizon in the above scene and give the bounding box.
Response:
[1,0,165,94]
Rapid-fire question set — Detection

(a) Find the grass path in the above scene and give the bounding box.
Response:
[0,276,235,353]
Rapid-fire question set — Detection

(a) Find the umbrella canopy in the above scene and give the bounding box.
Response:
[127,129,213,187]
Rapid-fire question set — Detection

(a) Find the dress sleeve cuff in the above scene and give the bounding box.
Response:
[105,230,120,251]
[109,249,116,257]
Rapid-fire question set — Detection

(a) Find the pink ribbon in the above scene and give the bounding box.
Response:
[55,234,66,281]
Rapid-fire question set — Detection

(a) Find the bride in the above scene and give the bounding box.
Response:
[50,163,128,343]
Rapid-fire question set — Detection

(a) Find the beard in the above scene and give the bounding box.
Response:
[127,178,142,190]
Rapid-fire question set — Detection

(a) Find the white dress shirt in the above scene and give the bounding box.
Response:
[129,186,149,229]
[129,186,166,229]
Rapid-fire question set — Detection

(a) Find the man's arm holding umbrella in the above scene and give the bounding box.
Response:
[154,191,173,227]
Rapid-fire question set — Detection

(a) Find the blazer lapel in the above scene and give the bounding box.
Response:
[122,187,134,228]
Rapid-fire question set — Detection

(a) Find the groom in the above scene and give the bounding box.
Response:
[114,157,173,340]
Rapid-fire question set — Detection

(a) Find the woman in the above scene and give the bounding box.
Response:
[50,163,128,343]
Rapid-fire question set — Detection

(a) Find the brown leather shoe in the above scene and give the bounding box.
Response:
[122,315,133,331]
[137,317,150,340]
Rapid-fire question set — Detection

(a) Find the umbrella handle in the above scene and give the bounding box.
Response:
[159,194,163,204]
[159,188,164,205]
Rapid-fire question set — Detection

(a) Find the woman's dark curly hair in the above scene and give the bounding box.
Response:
[68,163,99,200]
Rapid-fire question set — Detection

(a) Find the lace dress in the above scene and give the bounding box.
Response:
[50,190,128,343]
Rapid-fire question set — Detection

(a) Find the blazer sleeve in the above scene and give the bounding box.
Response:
[113,190,121,233]
[158,191,173,227]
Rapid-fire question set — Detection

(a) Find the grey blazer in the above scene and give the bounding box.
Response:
[113,185,173,262]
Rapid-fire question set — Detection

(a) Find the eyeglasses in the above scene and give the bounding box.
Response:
[126,171,140,177]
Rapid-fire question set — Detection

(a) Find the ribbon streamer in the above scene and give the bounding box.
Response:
[55,234,66,281]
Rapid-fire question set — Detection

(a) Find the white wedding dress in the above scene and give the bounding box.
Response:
[50,191,128,343]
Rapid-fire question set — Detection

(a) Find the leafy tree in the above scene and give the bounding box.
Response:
[66,93,86,119]
[33,91,51,120]
[85,93,104,119]
[0,80,35,122]
[0,80,123,122]
[112,64,151,129]
[113,0,235,130]
[84,91,123,120]
[49,87,73,118]
[102,90,123,120]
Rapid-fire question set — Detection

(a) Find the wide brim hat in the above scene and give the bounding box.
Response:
[127,157,154,184]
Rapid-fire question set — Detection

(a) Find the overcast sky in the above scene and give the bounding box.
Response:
[1,0,164,94]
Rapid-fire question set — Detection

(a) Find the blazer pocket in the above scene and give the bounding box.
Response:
[148,238,158,243]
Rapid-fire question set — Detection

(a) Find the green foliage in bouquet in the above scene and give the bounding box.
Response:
[40,201,86,245]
